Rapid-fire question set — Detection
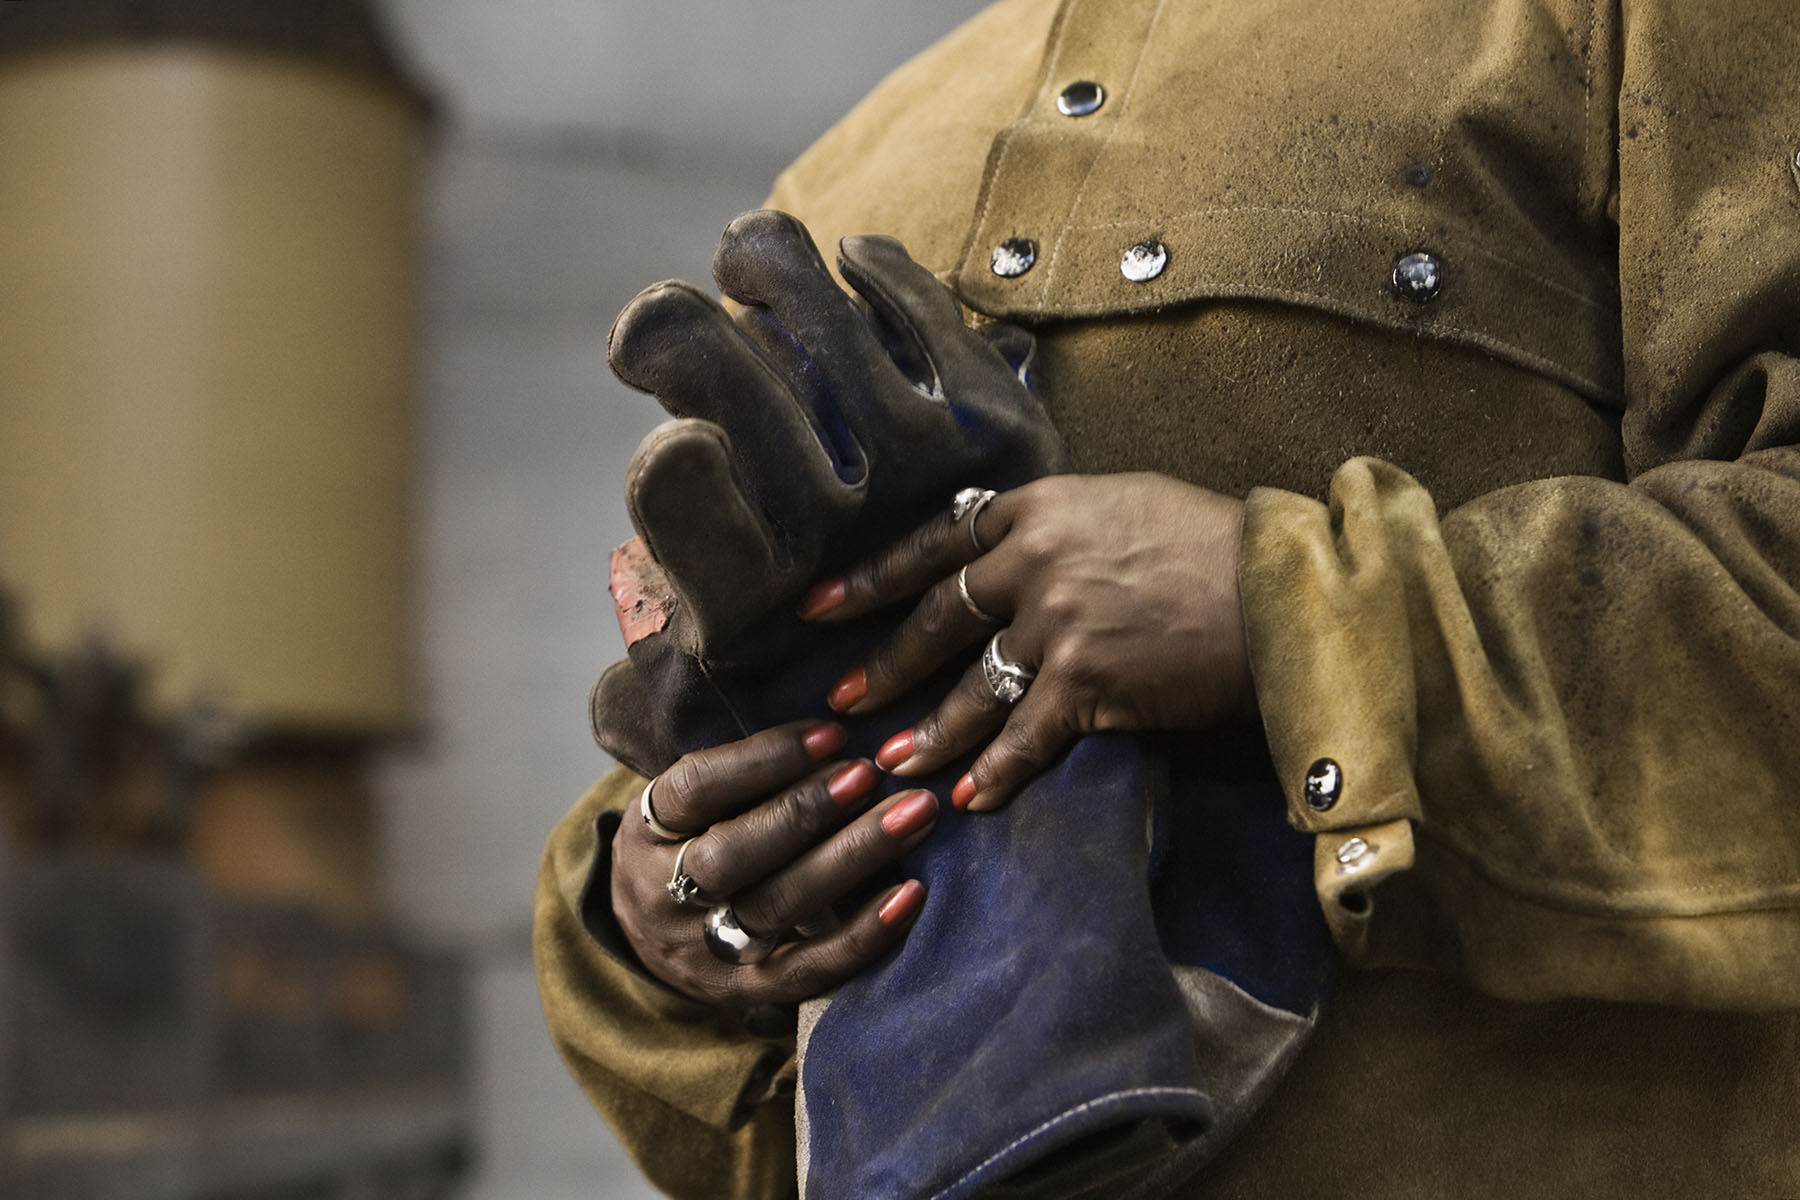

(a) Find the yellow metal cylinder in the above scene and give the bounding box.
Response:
[0,45,424,734]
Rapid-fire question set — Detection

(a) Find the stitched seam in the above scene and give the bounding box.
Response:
[1036,0,1173,307]
[1021,281,1614,399]
[965,0,1085,259]
[928,1086,1210,1200]
[1581,0,1601,214]
[1061,204,1612,311]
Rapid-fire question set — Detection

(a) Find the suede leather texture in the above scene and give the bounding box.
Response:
[536,0,1800,1194]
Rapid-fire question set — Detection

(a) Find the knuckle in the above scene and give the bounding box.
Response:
[864,637,905,687]
[682,834,725,890]
[739,878,805,937]
[658,756,708,822]
[917,582,957,638]
[998,720,1050,768]
[785,947,852,998]
[775,782,833,845]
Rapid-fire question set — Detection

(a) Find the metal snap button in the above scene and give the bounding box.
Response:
[1391,251,1443,303]
[1056,81,1106,117]
[990,237,1037,278]
[1120,238,1168,283]
[1335,837,1373,871]
[1304,758,1343,811]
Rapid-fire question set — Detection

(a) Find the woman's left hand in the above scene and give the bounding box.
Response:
[798,472,1255,811]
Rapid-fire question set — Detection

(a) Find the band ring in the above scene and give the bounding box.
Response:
[703,902,778,966]
[982,630,1037,706]
[951,487,998,554]
[667,837,712,908]
[640,778,686,843]
[956,566,1002,624]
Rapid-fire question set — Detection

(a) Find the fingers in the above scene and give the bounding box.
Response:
[864,647,1013,780]
[958,684,1081,812]
[678,758,881,898]
[643,720,848,837]
[798,489,1020,624]
[626,781,937,1010]
[828,569,1004,717]
[729,787,938,939]
[859,628,1082,813]
[716,879,927,1008]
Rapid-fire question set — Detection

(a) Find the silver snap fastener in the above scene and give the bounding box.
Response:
[1792,145,1800,171]
[991,238,1037,278]
[1303,758,1342,811]
[1336,837,1373,870]
[1056,81,1106,117]
[1120,239,1168,283]
[1392,251,1443,303]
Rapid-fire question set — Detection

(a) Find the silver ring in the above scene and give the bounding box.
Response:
[667,837,712,908]
[640,778,686,843]
[951,487,997,554]
[703,902,778,966]
[982,630,1037,705]
[956,566,1001,624]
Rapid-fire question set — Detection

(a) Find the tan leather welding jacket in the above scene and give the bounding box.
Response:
[536,0,1800,1194]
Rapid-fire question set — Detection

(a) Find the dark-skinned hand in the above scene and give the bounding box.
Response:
[611,719,935,1007]
[798,473,1254,811]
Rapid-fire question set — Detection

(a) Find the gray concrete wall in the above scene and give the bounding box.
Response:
[371,4,988,1196]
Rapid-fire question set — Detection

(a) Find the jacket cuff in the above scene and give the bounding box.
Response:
[1239,461,1430,954]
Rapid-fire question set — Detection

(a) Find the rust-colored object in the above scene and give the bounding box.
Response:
[610,537,677,648]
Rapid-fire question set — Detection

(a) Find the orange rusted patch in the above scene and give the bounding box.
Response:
[611,537,675,646]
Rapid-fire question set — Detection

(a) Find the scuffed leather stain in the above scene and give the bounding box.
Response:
[609,537,675,646]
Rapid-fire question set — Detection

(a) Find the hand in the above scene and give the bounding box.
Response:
[799,473,1254,810]
[611,720,937,1007]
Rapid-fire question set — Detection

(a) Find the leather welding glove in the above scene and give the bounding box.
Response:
[593,211,1331,1200]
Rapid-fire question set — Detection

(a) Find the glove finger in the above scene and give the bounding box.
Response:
[610,280,845,537]
[836,232,970,401]
[839,233,1071,481]
[589,660,676,777]
[626,419,788,648]
[712,211,901,446]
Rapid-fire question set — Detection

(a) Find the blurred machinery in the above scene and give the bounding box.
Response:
[0,3,469,1196]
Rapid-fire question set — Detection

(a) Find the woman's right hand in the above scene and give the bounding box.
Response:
[611,719,937,1008]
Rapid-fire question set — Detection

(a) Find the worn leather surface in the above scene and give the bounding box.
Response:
[537,0,1800,1193]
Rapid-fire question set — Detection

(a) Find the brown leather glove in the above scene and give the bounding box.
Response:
[591,209,1068,771]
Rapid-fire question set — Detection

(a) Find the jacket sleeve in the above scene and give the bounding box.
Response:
[1239,0,1800,1009]
[533,766,799,1199]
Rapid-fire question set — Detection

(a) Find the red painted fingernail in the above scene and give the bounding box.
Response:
[803,722,847,760]
[798,577,847,619]
[881,789,938,839]
[952,773,977,811]
[875,729,915,771]
[827,760,877,807]
[828,666,867,712]
[878,879,926,928]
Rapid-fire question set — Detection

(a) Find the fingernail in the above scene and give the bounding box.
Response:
[952,773,977,811]
[880,789,938,840]
[827,760,877,807]
[803,722,847,760]
[798,577,847,619]
[874,729,914,772]
[828,666,867,712]
[878,879,926,928]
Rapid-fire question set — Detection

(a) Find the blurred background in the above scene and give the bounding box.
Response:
[0,1,984,1196]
